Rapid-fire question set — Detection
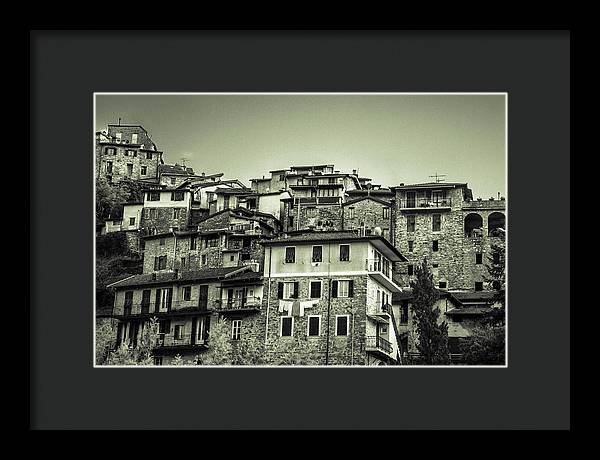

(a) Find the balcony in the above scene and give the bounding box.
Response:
[294,196,342,205]
[154,333,208,350]
[217,296,262,312]
[114,299,217,317]
[365,335,393,357]
[398,197,452,210]
[365,259,401,293]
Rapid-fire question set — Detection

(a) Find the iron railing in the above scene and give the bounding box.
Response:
[398,197,452,209]
[217,296,262,310]
[365,335,393,354]
[365,258,392,279]
[114,299,219,316]
[154,333,207,348]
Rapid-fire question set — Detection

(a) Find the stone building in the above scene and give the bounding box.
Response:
[260,231,407,365]
[158,163,196,187]
[141,208,279,274]
[140,186,194,234]
[107,265,263,365]
[391,182,506,291]
[95,124,164,184]
[391,288,503,363]
[341,195,394,243]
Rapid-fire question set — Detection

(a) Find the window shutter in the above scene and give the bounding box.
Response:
[332,280,338,298]
[154,257,158,271]
[166,288,173,310]
[155,289,161,312]
[204,316,211,340]
[166,320,171,334]
[191,318,197,345]
[293,282,299,299]
[348,280,354,298]
[277,282,284,299]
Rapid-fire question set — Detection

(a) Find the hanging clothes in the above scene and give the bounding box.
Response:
[291,300,301,316]
[279,300,293,313]
[299,300,319,316]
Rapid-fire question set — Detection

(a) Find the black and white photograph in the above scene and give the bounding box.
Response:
[94,93,507,367]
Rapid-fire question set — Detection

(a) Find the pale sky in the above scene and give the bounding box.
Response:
[95,94,506,198]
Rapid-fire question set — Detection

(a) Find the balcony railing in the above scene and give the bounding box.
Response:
[294,196,342,205]
[114,299,219,316]
[365,258,392,279]
[398,197,452,209]
[155,333,207,348]
[218,296,262,310]
[365,335,393,354]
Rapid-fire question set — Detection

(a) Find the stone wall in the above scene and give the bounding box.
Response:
[342,198,393,242]
[96,143,161,183]
[141,207,190,234]
[262,275,369,365]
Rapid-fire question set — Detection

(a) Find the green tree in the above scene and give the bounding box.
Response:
[104,317,160,365]
[484,229,506,326]
[411,259,450,365]
[460,324,506,365]
[197,317,234,365]
[96,177,130,221]
[95,318,118,365]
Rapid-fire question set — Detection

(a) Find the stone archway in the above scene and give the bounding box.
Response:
[488,212,506,236]
[464,213,483,237]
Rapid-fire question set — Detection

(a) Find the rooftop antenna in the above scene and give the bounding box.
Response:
[429,173,446,183]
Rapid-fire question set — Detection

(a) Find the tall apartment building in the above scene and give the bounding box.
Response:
[391,182,506,291]
[260,231,407,365]
[95,124,164,183]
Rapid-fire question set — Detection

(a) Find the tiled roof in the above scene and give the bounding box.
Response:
[451,291,502,302]
[159,164,195,176]
[391,182,468,190]
[214,187,252,195]
[342,196,392,207]
[107,267,248,289]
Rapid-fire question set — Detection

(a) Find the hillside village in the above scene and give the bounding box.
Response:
[95,123,506,366]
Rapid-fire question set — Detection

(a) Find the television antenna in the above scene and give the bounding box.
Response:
[429,173,446,183]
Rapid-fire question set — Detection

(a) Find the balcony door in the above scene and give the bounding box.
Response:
[155,288,173,313]
[406,191,416,208]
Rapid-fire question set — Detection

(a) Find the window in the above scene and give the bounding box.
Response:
[146,152,153,160]
[171,191,184,201]
[339,244,350,261]
[383,207,390,219]
[230,255,235,262]
[105,147,116,155]
[335,315,349,336]
[125,149,136,157]
[475,253,483,264]
[400,301,409,324]
[129,217,135,226]
[127,163,133,175]
[408,241,414,252]
[106,161,113,173]
[171,177,177,185]
[439,281,447,289]
[153,357,163,366]
[279,174,285,181]
[173,208,181,219]
[140,165,147,176]
[174,325,184,340]
[147,191,160,201]
[281,281,298,299]
[190,235,197,250]
[159,319,171,334]
[124,291,133,314]
[310,281,322,299]
[335,280,353,298]
[285,247,296,263]
[432,240,439,252]
[201,254,207,265]
[492,280,502,290]
[154,255,167,270]
[328,177,336,184]
[407,264,414,276]
[281,317,293,337]
[432,214,441,232]
[288,216,294,228]
[181,257,187,268]
[223,196,230,209]
[232,320,242,340]
[159,237,166,246]
[432,263,439,268]
[116,132,122,141]
[141,290,151,312]
[475,281,484,291]
[348,207,355,219]
[307,316,321,336]
[312,246,322,263]
[407,215,416,232]
[131,133,138,144]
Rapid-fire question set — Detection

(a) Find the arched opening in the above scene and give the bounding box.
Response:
[464,213,483,237]
[488,212,506,236]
